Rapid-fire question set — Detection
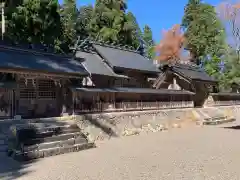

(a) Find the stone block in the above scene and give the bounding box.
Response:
[38,141,61,150]
[43,147,60,157]
[74,136,88,145]
[60,138,75,147]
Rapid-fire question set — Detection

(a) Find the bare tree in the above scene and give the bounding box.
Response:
[217,1,240,58]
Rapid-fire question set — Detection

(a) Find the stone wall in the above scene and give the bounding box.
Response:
[72,109,198,141]
[204,95,240,107]
[2,105,240,144]
[71,105,240,141]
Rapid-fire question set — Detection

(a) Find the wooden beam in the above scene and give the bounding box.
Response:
[0,68,83,79]
[153,72,166,88]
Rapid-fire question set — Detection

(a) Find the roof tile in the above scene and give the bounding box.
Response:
[0,46,88,76]
[93,44,160,74]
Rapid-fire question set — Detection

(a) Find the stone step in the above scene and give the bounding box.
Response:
[12,142,96,161]
[196,109,227,120]
[203,117,236,125]
[22,136,88,152]
[15,127,81,143]
[14,124,79,133]
[33,124,80,134]
[204,116,227,121]
[200,109,226,118]
[22,132,85,146]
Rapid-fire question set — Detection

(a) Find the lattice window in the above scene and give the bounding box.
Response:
[38,79,56,99]
[19,90,37,99]
[19,78,57,99]
[19,78,37,99]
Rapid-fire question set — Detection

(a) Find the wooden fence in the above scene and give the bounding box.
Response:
[73,100,194,113]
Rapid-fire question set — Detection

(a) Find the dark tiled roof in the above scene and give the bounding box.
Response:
[0,45,88,76]
[72,87,195,95]
[76,51,127,78]
[93,44,160,74]
[171,63,217,83]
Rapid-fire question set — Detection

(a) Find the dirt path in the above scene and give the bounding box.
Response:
[1,121,240,180]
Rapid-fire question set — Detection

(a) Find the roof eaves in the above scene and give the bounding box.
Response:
[71,87,195,95]
[172,66,217,83]
[0,46,88,76]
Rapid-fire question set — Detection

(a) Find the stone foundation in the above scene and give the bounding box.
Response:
[72,109,197,141]
[1,106,240,145]
[70,106,240,141]
[204,95,240,107]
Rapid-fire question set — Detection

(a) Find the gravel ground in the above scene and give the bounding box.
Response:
[1,120,240,180]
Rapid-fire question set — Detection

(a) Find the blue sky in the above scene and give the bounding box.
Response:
[59,0,222,42]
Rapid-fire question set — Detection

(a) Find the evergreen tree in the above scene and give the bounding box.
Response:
[142,25,155,60]
[119,0,127,11]
[89,0,138,48]
[60,0,78,52]
[5,0,23,8]
[6,0,61,48]
[182,0,226,65]
[125,12,141,48]
[76,5,93,40]
[218,46,240,89]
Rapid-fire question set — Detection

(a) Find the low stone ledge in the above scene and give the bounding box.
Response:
[73,108,198,141]
[202,117,236,125]
[3,106,239,145]
[11,142,95,161]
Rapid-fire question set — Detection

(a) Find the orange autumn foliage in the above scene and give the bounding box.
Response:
[233,3,240,9]
[155,24,185,64]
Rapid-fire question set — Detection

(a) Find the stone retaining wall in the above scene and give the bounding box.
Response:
[71,106,240,141]
[1,106,240,143]
[72,109,196,141]
[204,95,240,107]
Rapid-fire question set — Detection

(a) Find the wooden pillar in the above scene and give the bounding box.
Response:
[59,83,67,116]
[61,84,73,116]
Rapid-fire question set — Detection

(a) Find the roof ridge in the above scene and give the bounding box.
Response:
[174,63,203,72]
[90,41,139,54]
[73,37,141,54]
[0,44,72,59]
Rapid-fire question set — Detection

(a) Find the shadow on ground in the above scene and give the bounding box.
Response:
[0,112,119,179]
[0,154,36,180]
[0,118,72,180]
[223,125,240,130]
[81,114,118,137]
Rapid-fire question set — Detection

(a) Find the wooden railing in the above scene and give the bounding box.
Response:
[73,101,194,113]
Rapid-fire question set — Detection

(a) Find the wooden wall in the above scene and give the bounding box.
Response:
[73,91,194,113]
